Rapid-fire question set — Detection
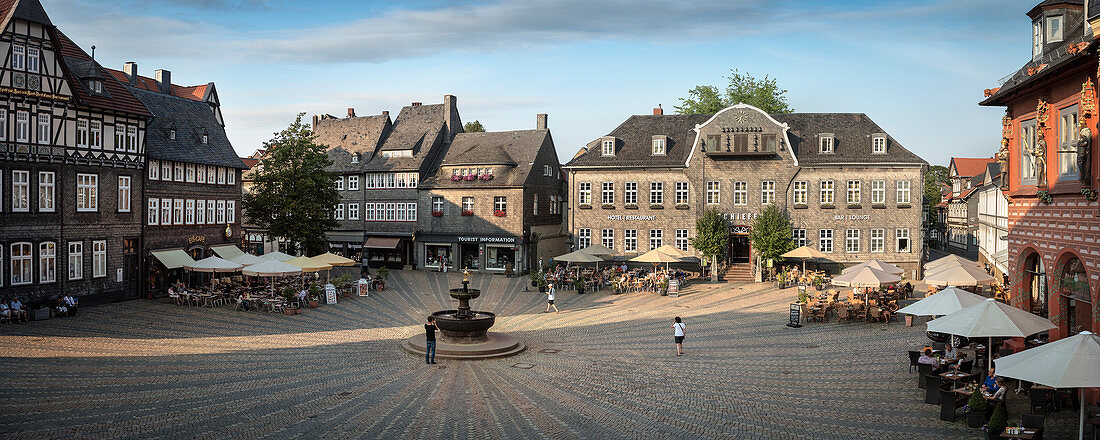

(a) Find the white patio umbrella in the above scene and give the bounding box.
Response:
[897,286,987,316]
[830,266,901,287]
[259,251,295,262]
[995,331,1100,440]
[555,250,603,263]
[842,259,904,275]
[630,249,681,272]
[927,298,1057,372]
[185,256,243,273]
[230,253,263,266]
[578,243,615,257]
[923,263,995,287]
[242,259,303,297]
[925,254,981,271]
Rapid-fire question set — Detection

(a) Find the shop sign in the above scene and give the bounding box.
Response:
[188,235,206,245]
[731,225,750,234]
[834,214,870,221]
[607,214,656,221]
[726,212,759,222]
[325,284,337,304]
[348,244,363,249]
[457,236,516,243]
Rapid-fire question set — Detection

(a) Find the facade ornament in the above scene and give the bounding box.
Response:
[1078,122,1092,186]
[999,110,1012,190]
[1035,99,1049,186]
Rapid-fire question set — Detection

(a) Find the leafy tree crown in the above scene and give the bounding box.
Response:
[676,69,793,115]
[463,120,485,132]
[748,204,794,263]
[691,207,730,260]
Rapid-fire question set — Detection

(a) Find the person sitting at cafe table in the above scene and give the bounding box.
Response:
[943,343,961,365]
[917,348,943,373]
[984,377,1007,401]
[981,366,1000,393]
[62,293,78,316]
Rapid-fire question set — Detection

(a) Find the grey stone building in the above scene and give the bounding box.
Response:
[417,114,567,273]
[313,95,460,269]
[0,0,151,304]
[110,66,245,296]
[564,104,928,280]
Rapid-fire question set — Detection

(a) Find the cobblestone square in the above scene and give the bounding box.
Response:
[0,272,1003,439]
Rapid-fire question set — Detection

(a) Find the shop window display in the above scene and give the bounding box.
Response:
[486,246,514,271]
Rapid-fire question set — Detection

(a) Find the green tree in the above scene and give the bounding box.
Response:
[691,207,729,281]
[463,120,485,132]
[924,165,949,225]
[748,205,794,269]
[675,69,794,115]
[243,113,340,256]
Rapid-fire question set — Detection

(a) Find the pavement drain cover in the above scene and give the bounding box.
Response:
[539,349,560,354]
[782,370,791,375]
[805,344,820,349]
[511,363,535,369]
[308,415,318,418]
[437,366,446,369]
[337,391,352,396]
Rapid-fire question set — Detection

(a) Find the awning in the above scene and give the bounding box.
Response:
[211,245,246,261]
[365,237,401,249]
[151,249,196,269]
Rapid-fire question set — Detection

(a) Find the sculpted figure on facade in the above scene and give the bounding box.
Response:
[1078,123,1092,185]
[1033,135,1047,184]
[997,138,1010,187]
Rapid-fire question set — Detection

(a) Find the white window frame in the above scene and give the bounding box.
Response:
[217,200,226,224]
[761,180,775,205]
[364,203,375,221]
[161,198,172,225]
[650,182,663,205]
[114,124,125,150]
[12,170,29,212]
[11,44,24,71]
[601,228,614,250]
[25,47,38,73]
[846,180,861,205]
[126,126,137,152]
[533,193,539,215]
[732,181,747,206]
[819,229,833,253]
[601,139,614,156]
[1020,120,1037,184]
[675,229,689,252]
[0,111,7,141]
[335,176,344,190]
[792,229,806,248]
[819,135,834,154]
[675,182,689,205]
[495,196,508,213]
[432,196,444,214]
[845,229,860,253]
[334,203,344,220]
[186,164,195,183]
[17,111,30,143]
[579,182,591,205]
[11,242,31,285]
[820,180,834,204]
[462,197,474,212]
[92,240,106,278]
[1058,105,1080,181]
[36,113,49,145]
[871,180,885,204]
[624,182,637,205]
[76,173,98,212]
[118,176,131,212]
[577,228,591,249]
[162,161,172,181]
[174,162,184,182]
[173,199,184,224]
[347,202,359,220]
[1033,19,1043,58]
[149,159,159,180]
[792,181,807,205]
[185,199,195,224]
[624,229,637,252]
[39,241,55,283]
[348,175,358,191]
[148,199,159,225]
[870,228,884,253]
[1046,15,1063,43]
[896,228,911,253]
[217,167,226,185]
[707,181,720,205]
[196,200,206,224]
[652,138,666,155]
[872,136,886,154]
[896,180,911,204]
[227,168,235,185]
[68,241,83,280]
[90,120,102,149]
[649,229,663,250]
[406,202,416,221]
[601,182,615,205]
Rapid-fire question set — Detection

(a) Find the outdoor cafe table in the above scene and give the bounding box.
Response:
[999,428,1039,439]
[939,370,974,388]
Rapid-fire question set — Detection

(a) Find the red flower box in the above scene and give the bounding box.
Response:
[480,174,493,181]
[461,210,474,216]
[431,211,443,217]
[464,175,477,181]
[494,210,507,217]
[450,175,461,181]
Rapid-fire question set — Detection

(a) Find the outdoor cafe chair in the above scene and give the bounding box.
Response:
[925,375,945,404]
[907,350,922,373]
[918,363,933,388]
[939,389,966,421]
[1028,388,1055,414]
[1021,414,1045,440]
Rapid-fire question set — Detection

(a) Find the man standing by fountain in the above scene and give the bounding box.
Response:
[424,316,438,364]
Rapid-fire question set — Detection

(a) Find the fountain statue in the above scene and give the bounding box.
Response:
[402,269,525,359]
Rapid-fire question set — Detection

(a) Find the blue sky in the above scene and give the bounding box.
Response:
[47,0,1041,166]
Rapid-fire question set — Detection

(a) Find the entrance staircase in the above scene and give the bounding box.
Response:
[721,263,753,283]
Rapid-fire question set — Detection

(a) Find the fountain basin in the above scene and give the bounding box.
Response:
[432,310,495,343]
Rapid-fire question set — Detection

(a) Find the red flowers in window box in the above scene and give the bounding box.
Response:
[493,209,507,217]
[461,210,474,216]
[464,175,477,181]
[450,175,462,182]
[480,173,493,181]
[431,210,443,217]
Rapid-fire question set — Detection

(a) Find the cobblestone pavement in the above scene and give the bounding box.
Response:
[0,272,1054,439]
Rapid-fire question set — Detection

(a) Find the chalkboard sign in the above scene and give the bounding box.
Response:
[787,303,802,328]
[325,284,337,305]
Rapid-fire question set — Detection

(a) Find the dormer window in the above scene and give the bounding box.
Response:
[169,128,176,140]
[1033,19,1043,59]
[1046,15,1063,43]
[87,80,102,94]
[819,134,834,154]
[601,138,615,156]
[201,129,208,145]
[871,135,887,154]
[351,153,359,164]
[651,136,666,155]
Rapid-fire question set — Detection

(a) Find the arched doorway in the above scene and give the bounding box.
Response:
[1059,256,1092,335]
[1023,253,1047,318]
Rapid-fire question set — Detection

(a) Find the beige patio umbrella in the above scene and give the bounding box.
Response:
[842,259,904,275]
[897,286,987,316]
[230,253,263,266]
[923,263,995,287]
[781,245,828,273]
[259,251,296,262]
[185,256,243,273]
[925,254,981,271]
[927,298,1056,372]
[830,266,901,288]
[312,252,356,267]
[655,244,692,259]
[995,331,1100,440]
[630,249,682,272]
[554,250,604,263]
[242,259,303,296]
[578,243,615,257]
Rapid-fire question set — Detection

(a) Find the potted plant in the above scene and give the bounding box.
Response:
[659,280,669,296]
[573,278,585,294]
[529,270,541,288]
[797,289,809,304]
[986,403,1007,439]
[281,287,298,316]
[307,284,321,308]
[813,274,824,291]
[965,389,987,428]
[375,267,389,291]
[494,209,507,217]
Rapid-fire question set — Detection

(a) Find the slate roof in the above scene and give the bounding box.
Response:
[380,104,445,152]
[565,114,710,168]
[776,113,925,166]
[424,129,550,188]
[0,0,50,27]
[951,157,996,177]
[981,2,1089,106]
[565,112,925,168]
[104,69,208,102]
[126,87,243,169]
[986,162,1004,187]
[54,31,150,117]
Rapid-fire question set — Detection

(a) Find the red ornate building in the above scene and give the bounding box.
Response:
[980,0,1098,348]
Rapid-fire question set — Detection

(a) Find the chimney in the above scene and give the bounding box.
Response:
[411,102,422,107]
[537,113,548,130]
[155,69,171,93]
[443,94,458,140]
[312,114,320,128]
[382,110,389,117]
[123,61,137,83]
[653,104,663,116]
[347,107,356,118]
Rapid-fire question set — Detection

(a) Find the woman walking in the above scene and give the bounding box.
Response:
[545,283,558,313]
[671,317,686,356]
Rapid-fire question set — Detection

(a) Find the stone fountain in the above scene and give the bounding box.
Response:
[402,270,525,359]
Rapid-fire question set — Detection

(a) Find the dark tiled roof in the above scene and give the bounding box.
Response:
[565,114,710,168]
[986,162,1004,187]
[565,112,925,168]
[380,104,445,152]
[981,9,1089,106]
[54,31,150,117]
[1090,0,1100,19]
[425,129,550,188]
[776,113,926,166]
[126,87,243,169]
[1,0,49,26]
